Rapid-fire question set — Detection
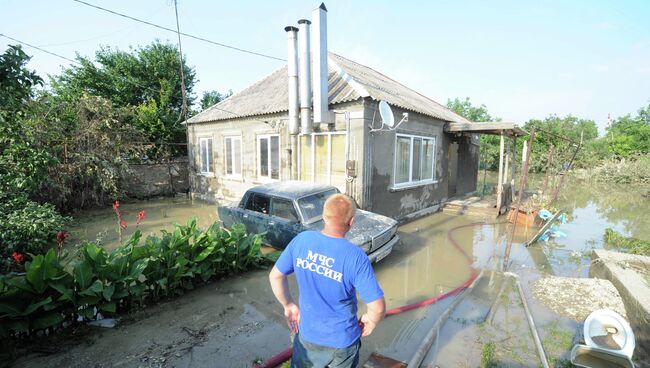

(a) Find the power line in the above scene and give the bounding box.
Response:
[0,33,80,65]
[1,33,271,125]
[173,0,189,122]
[71,0,286,62]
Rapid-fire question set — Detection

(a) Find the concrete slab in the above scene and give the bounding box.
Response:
[590,249,650,366]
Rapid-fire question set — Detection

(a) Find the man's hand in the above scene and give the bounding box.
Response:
[359,313,378,337]
[284,302,301,333]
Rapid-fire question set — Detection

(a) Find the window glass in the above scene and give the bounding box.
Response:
[330,135,346,191]
[199,138,212,173]
[272,198,298,222]
[422,139,434,180]
[271,136,279,179]
[314,135,328,184]
[234,138,241,174]
[245,194,270,215]
[225,138,232,175]
[300,135,313,182]
[297,189,338,223]
[260,137,269,177]
[395,136,410,184]
[412,138,422,181]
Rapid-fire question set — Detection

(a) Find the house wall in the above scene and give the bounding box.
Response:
[364,101,452,221]
[186,101,366,205]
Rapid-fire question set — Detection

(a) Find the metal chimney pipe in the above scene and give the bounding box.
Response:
[312,3,331,124]
[285,26,300,136]
[297,19,312,135]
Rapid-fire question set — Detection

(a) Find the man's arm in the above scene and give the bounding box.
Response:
[359,296,385,337]
[269,266,300,333]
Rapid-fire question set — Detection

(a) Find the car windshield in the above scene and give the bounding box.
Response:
[297,189,339,223]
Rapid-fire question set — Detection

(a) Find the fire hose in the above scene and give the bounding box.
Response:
[255,221,489,368]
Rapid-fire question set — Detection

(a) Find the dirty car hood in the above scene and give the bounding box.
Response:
[306,209,397,246]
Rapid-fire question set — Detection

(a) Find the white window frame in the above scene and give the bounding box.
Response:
[257,134,280,182]
[392,133,437,189]
[224,135,242,179]
[299,132,347,185]
[198,137,213,175]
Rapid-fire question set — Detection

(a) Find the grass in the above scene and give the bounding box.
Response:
[604,228,650,256]
[481,342,500,368]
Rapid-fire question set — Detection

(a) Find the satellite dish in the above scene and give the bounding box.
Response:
[378,101,395,128]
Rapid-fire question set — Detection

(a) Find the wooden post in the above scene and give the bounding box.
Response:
[496,133,505,213]
[542,145,555,196]
[503,129,535,271]
[510,137,517,201]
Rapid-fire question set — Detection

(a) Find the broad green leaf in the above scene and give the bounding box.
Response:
[32,312,64,330]
[23,296,53,316]
[102,284,115,301]
[25,254,46,294]
[99,302,116,313]
[73,261,93,290]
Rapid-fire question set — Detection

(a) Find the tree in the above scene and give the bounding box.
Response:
[447,97,502,169]
[0,45,43,135]
[50,41,196,156]
[606,103,650,158]
[199,89,232,111]
[523,115,598,172]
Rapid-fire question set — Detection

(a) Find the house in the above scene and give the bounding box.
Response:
[185,4,520,221]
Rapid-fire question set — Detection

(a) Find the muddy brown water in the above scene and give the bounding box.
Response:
[14,178,650,367]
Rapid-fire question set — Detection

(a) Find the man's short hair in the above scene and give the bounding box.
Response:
[323,194,356,226]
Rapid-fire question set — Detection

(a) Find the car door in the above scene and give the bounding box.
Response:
[268,197,304,248]
[241,192,272,241]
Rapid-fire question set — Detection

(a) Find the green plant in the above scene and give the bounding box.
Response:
[0,218,270,339]
[604,228,650,256]
[481,341,499,368]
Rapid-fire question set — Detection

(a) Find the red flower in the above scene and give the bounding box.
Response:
[120,220,128,230]
[136,210,146,225]
[56,230,69,245]
[11,251,24,264]
[113,200,119,211]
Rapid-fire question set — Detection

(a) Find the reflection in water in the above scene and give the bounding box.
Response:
[66,177,649,365]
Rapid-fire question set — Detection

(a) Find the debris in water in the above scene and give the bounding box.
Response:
[531,276,626,321]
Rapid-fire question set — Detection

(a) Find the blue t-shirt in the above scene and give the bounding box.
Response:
[275,230,384,348]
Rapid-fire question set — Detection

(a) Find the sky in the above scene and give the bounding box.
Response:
[2,0,649,135]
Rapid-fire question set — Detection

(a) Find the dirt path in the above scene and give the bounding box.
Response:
[13,269,291,368]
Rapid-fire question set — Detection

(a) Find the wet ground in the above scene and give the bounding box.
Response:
[11,177,650,367]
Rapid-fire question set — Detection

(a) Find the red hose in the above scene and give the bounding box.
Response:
[256,221,489,368]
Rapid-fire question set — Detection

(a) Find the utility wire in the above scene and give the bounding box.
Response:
[1,33,272,125]
[0,33,80,65]
[71,0,286,62]
[173,0,188,122]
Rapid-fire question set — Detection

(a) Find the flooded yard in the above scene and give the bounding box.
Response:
[14,178,650,367]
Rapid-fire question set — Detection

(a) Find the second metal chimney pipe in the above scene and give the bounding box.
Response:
[297,19,312,135]
[285,26,300,136]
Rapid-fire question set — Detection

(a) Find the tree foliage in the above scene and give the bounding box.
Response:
[50,41,196,156]
[199,89,232,111]
[605,103,650,158]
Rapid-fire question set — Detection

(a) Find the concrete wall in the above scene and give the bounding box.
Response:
[365,101,451,221]
[186,101,366,205]
[121,160,189,198]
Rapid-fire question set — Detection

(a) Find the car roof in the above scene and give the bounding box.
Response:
[248,181,336,200]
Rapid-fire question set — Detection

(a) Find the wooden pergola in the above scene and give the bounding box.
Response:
[445,121,529,213]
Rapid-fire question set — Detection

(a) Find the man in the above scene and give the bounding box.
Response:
[269,193,386,367]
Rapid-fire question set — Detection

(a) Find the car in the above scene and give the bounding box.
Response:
[218,181,399,263]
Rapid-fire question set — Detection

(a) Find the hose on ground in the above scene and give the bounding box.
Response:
[256,221,495,368]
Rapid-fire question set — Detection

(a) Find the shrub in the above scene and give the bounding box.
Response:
[0,194,67,273]
[0,218,269,339]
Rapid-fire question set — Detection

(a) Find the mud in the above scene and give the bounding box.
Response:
[10,177,650,367]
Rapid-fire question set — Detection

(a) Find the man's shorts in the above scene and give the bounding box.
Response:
[291,333,361,368]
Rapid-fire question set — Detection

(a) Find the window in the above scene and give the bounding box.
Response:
[272,198,298,222]
[224,136,242,177]
[257,135,280,181]
[199,137,213,174]
[245,193,270,215]
[394,134,435,186]
[299,133,346,192]
[297,189,338,223]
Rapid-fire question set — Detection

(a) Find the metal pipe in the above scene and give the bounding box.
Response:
[285,26,300,136]
[297,19,312,135]
[505,272,550,368]
[407,269,485,368]
[312,3,331,125]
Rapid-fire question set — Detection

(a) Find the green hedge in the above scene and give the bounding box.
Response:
[0,218,269,338]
